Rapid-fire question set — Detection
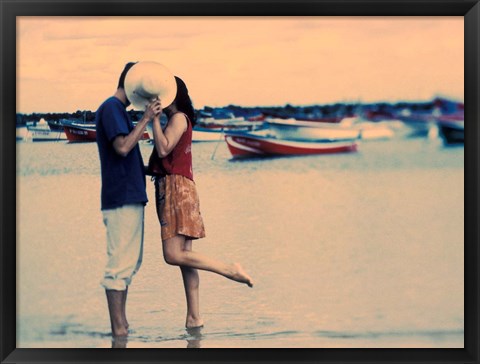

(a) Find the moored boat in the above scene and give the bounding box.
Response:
[25,118,68,141]
[193,123,266,142]
[197,117,264,131]
[30,129,67,142]
[436,115,464,145]
[396,111,434,138]
[265,118,360,141]
[224,130,358,158]
[192,127,226,142]
[64,123,97,142]
[64,122,150,142]
[198,116,246,128]
[47,119,69,132]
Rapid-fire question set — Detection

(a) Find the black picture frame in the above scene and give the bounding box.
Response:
[1,0,478,363]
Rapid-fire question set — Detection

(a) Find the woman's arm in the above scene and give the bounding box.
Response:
[152,113,188,158]
[113,100,161,157]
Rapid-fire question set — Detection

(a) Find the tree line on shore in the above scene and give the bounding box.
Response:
[16,100,439,126]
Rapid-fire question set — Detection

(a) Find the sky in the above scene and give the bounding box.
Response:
[17,16,464,113]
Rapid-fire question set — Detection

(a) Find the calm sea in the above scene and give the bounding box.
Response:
[16,135,464,348]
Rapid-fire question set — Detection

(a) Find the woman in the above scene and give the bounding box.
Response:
[148,76,253,329]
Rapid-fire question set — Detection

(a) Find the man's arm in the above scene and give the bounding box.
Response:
[113,100,162,157]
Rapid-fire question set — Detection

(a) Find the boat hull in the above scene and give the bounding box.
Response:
[47,120,66,132]
[225,131,358,158]
[438,122,464,145]
[31,130,67,141]
[64,125,97,142]
[64,124,150,142]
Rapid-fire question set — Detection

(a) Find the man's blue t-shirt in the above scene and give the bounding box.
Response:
[96,96,148,210]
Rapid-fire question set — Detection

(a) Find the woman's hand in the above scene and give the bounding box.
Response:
[144,99,162,122]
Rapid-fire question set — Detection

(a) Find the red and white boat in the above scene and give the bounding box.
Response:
[64,123,150,142]
[224,130,358,158]
[64,123,97,142]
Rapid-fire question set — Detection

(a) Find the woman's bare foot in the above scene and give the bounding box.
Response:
[231,263,254,287]
[186,316,204,329]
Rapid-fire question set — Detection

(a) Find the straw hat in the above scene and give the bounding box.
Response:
[124,61,177,110]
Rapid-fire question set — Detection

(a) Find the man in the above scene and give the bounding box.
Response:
[95,62,162,338]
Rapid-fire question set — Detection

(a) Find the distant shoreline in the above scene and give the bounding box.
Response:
[15,97,457,126]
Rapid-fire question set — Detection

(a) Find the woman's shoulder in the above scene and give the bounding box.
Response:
[171,112,189,121]
[170,112,189,130]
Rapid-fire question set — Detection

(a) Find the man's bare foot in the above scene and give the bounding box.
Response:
[231,263,254,287]
[112,335,128,348]
[186,316,204,329]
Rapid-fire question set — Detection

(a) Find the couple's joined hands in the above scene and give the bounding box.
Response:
[144,99,163,122]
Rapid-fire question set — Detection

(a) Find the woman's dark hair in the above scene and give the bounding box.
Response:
[173,76,197,126]
[117,62,137,89]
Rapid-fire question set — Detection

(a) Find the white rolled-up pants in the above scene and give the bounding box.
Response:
[101,204,144,291]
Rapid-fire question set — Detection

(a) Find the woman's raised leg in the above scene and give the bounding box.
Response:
[162,235,253,287]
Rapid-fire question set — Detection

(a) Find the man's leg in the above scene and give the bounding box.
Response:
[106,289,128,337]
[102,205,144,337]
[122,286,129,329]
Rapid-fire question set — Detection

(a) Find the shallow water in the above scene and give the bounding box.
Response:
[16,136,464,348]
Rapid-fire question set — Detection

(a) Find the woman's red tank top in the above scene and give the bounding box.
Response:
[160,113,193,180]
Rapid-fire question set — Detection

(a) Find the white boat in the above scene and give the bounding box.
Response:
[198,116,246,127]
[192,123,265,142]
[26,118,67,141]
[30,129,67,142]
[192,127,226,142]
[265,118,360,141]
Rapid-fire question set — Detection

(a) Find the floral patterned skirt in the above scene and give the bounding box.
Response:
[154,174,206,241]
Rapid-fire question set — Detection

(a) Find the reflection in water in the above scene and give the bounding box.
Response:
[111,336,128,348]
[186,327,203,348]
